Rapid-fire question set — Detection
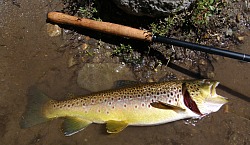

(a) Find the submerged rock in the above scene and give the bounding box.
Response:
[46,23,61,37]
[112,0,195,17]
[77,63,135,92]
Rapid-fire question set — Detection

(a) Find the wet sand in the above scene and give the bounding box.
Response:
[0,1,249,145]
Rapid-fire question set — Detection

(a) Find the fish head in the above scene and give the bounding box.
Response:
[184,80,228,117]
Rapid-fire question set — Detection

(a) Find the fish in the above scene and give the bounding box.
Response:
[20,79,228,136]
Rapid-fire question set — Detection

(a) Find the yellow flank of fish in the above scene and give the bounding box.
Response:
[20,79,228,136]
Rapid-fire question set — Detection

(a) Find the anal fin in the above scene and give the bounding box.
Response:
[62,117,92,136]
[106,120,128,133]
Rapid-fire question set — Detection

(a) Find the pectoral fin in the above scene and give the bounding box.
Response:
[106,120,128,133]
[62,117,92,136]
[151,101,185,111]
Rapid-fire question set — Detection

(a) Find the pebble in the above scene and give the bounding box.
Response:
[68,55,77,67]
[237,36,244,41]
[81,43,89,51]
[226,28,233,36]
[46,23,61,37]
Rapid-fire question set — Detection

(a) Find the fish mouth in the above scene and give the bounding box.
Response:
[203,81,228,113]
[182,83,202,115]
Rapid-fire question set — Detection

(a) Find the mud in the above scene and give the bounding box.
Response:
[0,0,249,145]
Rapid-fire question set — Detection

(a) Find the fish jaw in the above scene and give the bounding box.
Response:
[202,94,228,114]
[186,80,228,117]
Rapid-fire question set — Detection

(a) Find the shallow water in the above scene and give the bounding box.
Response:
[0,1,249,145]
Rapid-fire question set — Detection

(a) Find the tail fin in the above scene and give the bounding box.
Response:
[20,86,51,128]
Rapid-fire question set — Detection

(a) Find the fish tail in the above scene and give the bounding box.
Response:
[20,86,51,128]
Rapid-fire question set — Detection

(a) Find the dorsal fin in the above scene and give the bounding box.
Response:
[112,80,139,89]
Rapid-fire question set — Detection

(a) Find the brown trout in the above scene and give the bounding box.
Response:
[20,79,228,136]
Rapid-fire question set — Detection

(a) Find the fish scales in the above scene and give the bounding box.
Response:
[45,82,185,124]
[20,79,228,135]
